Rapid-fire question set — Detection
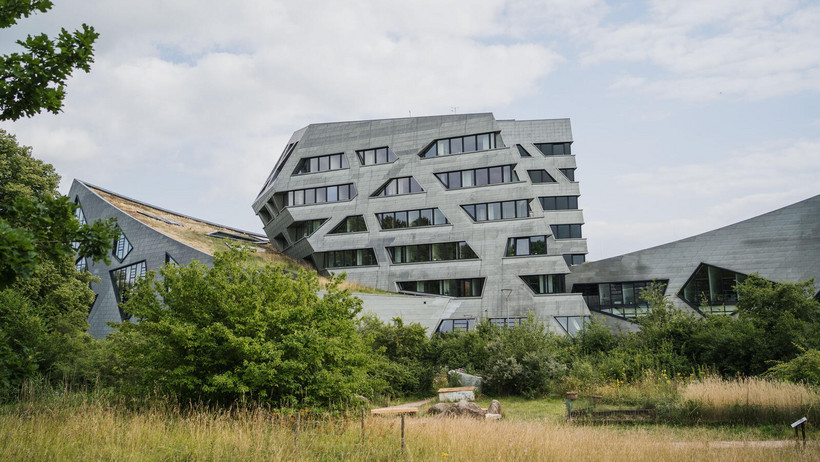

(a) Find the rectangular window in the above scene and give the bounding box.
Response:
[488,203,501,220]
[475,168,489,186]
[463,136,476,152]
[421,209,433,226]
[502,201,515,219]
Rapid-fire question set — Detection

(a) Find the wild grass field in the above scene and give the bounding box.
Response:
[2,380,818,462]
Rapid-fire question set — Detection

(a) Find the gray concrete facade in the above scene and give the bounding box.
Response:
[70,180,215,338]
[253,114,591,334]
[567,195,820,329]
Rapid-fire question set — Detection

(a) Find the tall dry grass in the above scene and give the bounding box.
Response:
[1,396,817,461]
[678,376,820,424]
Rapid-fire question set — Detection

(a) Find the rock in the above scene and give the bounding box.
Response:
[427,403,450,415]
[439,399,485,420]
[487,400,501,415]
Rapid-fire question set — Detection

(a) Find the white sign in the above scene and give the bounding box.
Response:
[791,417,807,428]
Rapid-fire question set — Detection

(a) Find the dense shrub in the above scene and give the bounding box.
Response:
[107,248,380,407]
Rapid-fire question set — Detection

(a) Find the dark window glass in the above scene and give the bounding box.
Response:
[395,211,408,228]
[330,216,366,234]
[433,208,448,225]
[560,168,576,181]
[436,173,449,187]
[489,166,502,184]
[112,227,132,262]
[398,278,485,298]
[530,236,546,254]
[475,168,489,186]
[324,249,377,268]
[421,132,500,158]
[316,187,327,202]
[528,169,556,183]
[451,137,463,154]
[420,209,433,226]
[463,204,476,220]
[520,274,566,294]
[408,210,420,226]
[502,201,515,219]
[463,136,476,152]
[540,197,556,210]
[516,144,531,157]
[449,172,461,188]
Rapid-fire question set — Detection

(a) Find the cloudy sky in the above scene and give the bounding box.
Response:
[2,0,818,261]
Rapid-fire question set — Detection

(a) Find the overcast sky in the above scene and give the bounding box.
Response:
[2,0,818,261]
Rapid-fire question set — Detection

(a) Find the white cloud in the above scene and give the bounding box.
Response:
[581,0,820,100]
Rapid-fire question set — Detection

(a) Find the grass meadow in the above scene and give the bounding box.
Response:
[2,377,819,461]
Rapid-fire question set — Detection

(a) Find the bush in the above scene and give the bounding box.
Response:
[108,247,379,408]
[764,348,820,385]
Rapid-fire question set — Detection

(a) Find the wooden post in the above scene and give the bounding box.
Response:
[401,413,406,459]
[802,424,806,447]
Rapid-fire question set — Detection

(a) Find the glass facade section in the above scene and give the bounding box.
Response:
[534,142,572,156]
[286,184,357,206]
[75,257,87,272]
[528,169,556,183]
[435,165,518,189]
[397,278,485,297]
[421,132,501,158]
[293,153,349,175]
[329,215,367,234]
[357,147,397,165]
[377,208,449,229]
[110,261,147,320]
[516,144,532,157]
[462,200,531,222]
[505,235,547,256]
[436,318,476,333]
[550,224,583,239]
[322,249,378,268]
[573,280,668,319]
[540,196,579,210]
[680,264,747,313]
[287,218,327,241]
[520,274,566,294]
[165,253,178,265]
[112,227,132,262]
[563,254,586,266]
[388,241,478,264]
[372,177,423,197]
[555,316,590,336]
[560,168,576,181]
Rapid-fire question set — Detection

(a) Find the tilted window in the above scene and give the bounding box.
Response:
[286,183,357,206]
[110,261,147,320]
[563,254,586,266]
[540,196,579,210]
[329,216,367,234]
[287,219,327,242]
[387,241,478,264]
[555,316,590,336]
[421,132,502,158]
[560,168,576,181]
[573,280,668,320]
[371,177,423,197]
[462,199,531,222]
[112,226,132,262]
[679,263,748,315]
[357,147,397,165]
[534,142,572,156]
[293,153,349,175]
[516,144,532,157]
[435,165,519,189]
[397,278,485,298]
[377,208,449,229]
[321,248,378,268]
[528,170,556,184]
[550,224,582,239]
[505,236,547,256]
[520,274,566,294]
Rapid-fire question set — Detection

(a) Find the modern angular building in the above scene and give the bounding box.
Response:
[566,195,820,331]
[69,179,460,338]
[253,113,592,334]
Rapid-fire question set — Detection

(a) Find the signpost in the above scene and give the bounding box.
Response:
[791,417,807,446]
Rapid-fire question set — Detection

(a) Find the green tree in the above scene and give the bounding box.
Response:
[734,275,820,371]
[0,130,116,286]
[1,0,99,120]
[359,315,435,397]
[108,248,379,407]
